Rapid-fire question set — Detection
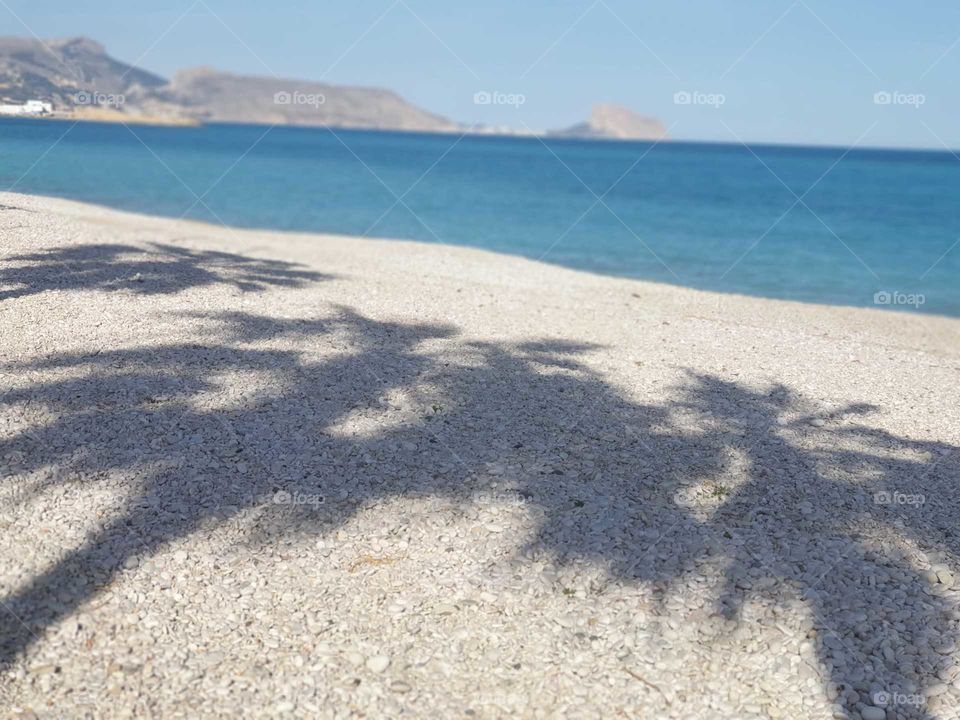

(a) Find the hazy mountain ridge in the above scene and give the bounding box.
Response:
[0,36,165,106]
[550,103,668,141]
[0,36,457,131]
[0,36,666,139]
[156,67,458,131]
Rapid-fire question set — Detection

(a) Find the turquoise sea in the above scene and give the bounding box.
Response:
[1,118,957,316]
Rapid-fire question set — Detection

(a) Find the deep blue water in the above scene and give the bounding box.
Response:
[2,118,958,316]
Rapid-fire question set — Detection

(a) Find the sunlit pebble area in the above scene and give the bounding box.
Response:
[1,193,959,719]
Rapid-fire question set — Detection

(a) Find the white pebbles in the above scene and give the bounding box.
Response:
[1,192,959,719]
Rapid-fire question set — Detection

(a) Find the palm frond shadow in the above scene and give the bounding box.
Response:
[1,308,956,718]
[0,242,329,300]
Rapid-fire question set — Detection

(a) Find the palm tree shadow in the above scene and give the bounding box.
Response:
[0,310,956,718]
[0,241,329,300]
[672,376,958,717]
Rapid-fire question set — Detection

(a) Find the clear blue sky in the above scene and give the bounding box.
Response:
[4,0,959,148]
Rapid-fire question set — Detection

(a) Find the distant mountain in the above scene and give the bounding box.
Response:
[151,67,457,132]
[0,36,456,132]
[0,36,165,106]
[551,103,668,141]
[0,36,665,139]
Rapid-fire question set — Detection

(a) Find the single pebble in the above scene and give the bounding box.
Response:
[346,651,364,667]
[366,655,390,673]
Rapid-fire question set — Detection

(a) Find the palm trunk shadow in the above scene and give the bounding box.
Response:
[0,315,957,719]
[0,503,194,666]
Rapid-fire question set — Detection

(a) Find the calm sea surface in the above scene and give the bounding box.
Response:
[2,118,958,316]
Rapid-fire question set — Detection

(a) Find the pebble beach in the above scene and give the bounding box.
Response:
[1,191,959,719]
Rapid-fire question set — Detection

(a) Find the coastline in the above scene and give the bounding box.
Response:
[2,189,958,375]
[2,189,958,325]
[44,109,201,127]
[2,191,959,718]
[7,113,957,154]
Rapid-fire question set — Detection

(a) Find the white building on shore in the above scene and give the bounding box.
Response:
[0,100,53,116]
